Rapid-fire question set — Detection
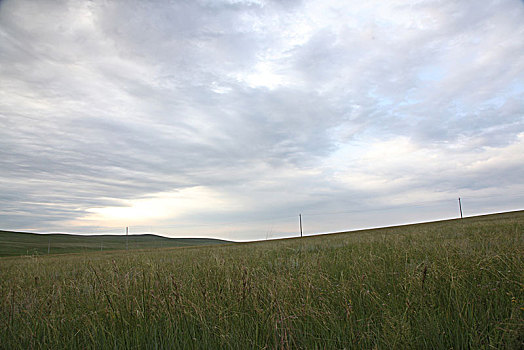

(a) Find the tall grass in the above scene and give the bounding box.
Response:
[1,212,523,349]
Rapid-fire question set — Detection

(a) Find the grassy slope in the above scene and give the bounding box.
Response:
[0,211,523,349]
[0,231,230,257]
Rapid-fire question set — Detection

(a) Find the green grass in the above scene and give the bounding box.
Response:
[1,211,523,349]
[0,231,230,257]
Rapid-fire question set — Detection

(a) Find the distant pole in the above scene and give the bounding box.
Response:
[458,197,463,219]
[100,240,103,251]
[48,239,50,254]
[126,226,129,250]
[299,214,303,237]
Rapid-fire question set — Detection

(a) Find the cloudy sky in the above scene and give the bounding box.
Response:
[1,0,523,241]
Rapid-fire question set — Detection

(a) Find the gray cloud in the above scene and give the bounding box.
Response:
[1,0,523,239]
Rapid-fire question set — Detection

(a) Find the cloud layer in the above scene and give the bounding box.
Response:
[1,0,523,240]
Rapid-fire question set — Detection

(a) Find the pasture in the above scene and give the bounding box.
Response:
[1,211,523,349]
[0,231,229,257]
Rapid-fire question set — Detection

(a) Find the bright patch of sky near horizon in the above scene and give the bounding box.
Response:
[1,0,523,241]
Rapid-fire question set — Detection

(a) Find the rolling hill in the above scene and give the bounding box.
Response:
[0,230,230,257]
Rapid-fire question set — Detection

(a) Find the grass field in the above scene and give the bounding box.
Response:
[0,231,229,257]
[1,211,523,349]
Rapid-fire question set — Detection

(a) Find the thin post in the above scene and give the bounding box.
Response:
[48,239,50,254]
[299,214,303,237]
[458,197,463,219]
[126,226,129,250]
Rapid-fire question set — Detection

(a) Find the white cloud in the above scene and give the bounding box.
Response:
[329,133,524,200]
[1,0,523,239]
[77,186,240,227]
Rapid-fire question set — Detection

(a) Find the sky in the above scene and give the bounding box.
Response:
[1,0,523,241]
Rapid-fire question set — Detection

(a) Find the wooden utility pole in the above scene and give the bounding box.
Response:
[299,214,303,237]
[458,197,463,219]
[126,226,129,250]
[48,239,50,254]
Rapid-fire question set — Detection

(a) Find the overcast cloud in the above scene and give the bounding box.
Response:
[1,0,523,240]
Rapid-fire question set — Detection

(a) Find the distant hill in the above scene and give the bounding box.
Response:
[0,230,231,257]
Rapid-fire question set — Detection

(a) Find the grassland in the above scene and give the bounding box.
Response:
[1,211,523,349]
[0,231,229,257]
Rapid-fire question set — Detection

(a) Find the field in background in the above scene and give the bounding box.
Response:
[0,231,230,257]
[1,211,523,348]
